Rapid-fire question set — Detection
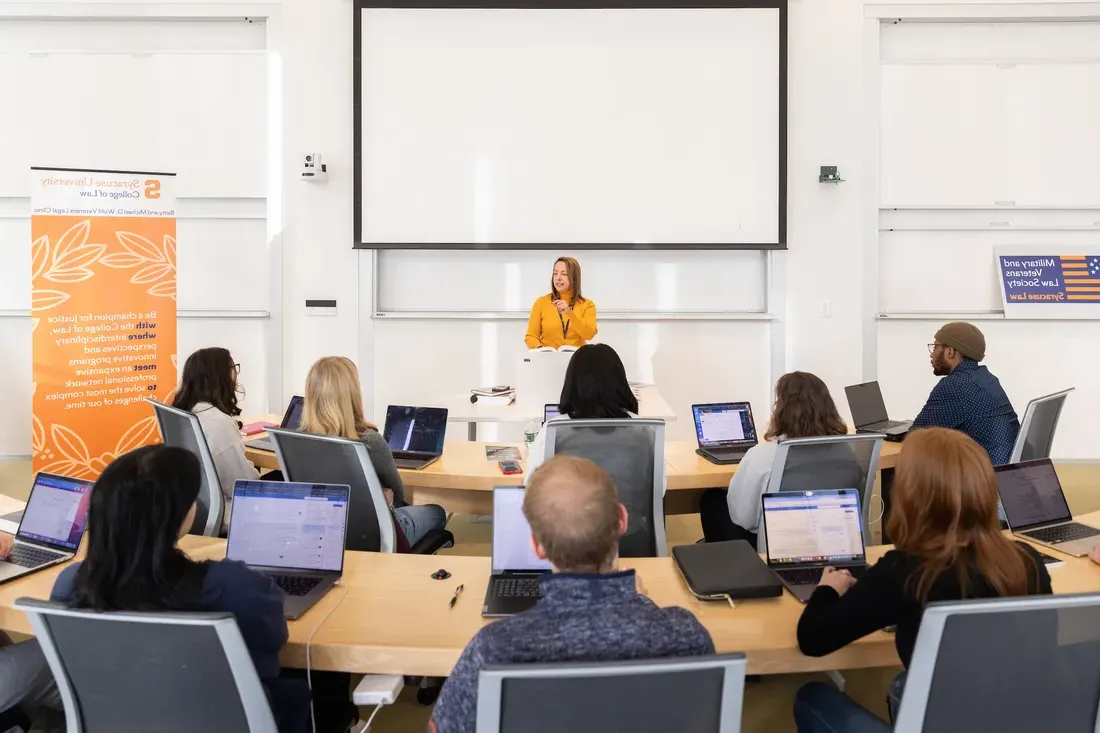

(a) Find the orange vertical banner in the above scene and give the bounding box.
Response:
[30,167,177,478]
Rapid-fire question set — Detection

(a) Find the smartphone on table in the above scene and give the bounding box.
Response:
[498,460,523,475]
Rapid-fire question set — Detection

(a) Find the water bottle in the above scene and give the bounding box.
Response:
[523,421,539,460]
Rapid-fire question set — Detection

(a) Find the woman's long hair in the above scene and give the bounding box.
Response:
[764,371,848,441]
[551,257,585,308]
[170,347,241,417]
[299,356,377,439]
[558,344,638,419]
[70,445,205,610]
[887,427,1040,603]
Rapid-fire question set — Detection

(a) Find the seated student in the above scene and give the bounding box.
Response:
[701,371,852,547]
[429,455,714,733]
[912,322,1019,465]
[525,342,638,477]
[300,356,447,547]
[49,445,310,733]
[792,428,1051,733]
[170,347,258,521]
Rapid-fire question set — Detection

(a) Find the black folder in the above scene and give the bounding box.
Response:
[671,540,782,601]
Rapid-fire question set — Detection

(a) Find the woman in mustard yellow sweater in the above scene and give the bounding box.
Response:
[524,257,598,349]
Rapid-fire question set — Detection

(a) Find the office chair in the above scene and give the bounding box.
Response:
[16,598,288,733]
[476,654,747,733]
[762,433,882,552]
[895,592,1100,733]
[146,398,224,537]
[267,428,453,554]
[545,418,667,558]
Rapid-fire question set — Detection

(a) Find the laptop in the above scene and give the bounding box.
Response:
[543,404,561,424]
[383,405,448,470]
[248,395,304,452]
[226,480,350,619]
[845,381,912,441]
[482,487,552,617]
[995,459,1100,557]
[692,402,759,465]
[762,489,868,602]
[0,473,93,584]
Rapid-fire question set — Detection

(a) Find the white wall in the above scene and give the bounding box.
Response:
[2,0,1097,460]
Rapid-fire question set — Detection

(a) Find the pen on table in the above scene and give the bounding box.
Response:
[449,584,464,609]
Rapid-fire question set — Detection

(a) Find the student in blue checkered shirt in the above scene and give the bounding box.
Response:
[911,322,1019,465]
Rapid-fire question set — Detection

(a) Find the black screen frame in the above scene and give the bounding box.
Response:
[353,0,788,251]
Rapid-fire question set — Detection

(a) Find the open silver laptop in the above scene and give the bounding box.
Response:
[226,480,350,619]
[996,459,1100,557]
[483,487,551,617]
[691,402,759,465]
[247,395,304,452]
[383,405,448,469]
[762,489,868,603]
[0,472,93,584]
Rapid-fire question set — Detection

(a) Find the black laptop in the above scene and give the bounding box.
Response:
[383,406,448,469]
[248,395,304,452]
[845,381,912,441]
[483,487,551,617]
[226,480,349,619]
[692,402,759,465]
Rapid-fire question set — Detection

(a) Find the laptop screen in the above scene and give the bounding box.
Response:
[491,487,552,573]
[845,382,889,428]
[226,480,350,572]
[763,490,865,567]
[383,406,448,453]
[995,459,1072,531]
[18,473,93,551]
[282,395,305,430]
[543,404,560,424]
[692,402,758,448]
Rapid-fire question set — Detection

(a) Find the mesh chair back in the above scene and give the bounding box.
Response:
[15,598,278,733]
[896,593,1100,733]
[147,398,223,536]
[267,428,395,552]
[476,654,747,733]
[545,418,666,557]
[763,434,882,552]
[1010,388,1074,464]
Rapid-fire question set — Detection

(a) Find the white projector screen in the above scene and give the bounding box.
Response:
[355,5,784,249]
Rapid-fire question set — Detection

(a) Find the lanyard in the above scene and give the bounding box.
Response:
[558,310,570,340]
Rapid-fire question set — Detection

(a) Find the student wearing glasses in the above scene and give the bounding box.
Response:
[524,257,597,349]
[170,347,258,523]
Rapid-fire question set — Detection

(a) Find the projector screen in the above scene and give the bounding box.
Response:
[354,3,786,249]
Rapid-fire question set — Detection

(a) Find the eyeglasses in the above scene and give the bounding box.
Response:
[927,344,938,354]
[232,363,241,374]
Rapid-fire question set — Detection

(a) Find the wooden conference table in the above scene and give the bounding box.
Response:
[0,486,1098,678]
[243,419,903,516]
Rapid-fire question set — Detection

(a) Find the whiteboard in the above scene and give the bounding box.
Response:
[376,250,767,313]
[357,7,782,248]
[881,63,1100,207]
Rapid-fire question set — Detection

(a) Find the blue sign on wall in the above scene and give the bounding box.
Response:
[999,255,1100,304]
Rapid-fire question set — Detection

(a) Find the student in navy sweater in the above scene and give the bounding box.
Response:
[429,455,714,733]
[793,428,1051,733]
[51,445,310,733]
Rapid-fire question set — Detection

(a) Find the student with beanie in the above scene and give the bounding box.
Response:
[911,321,1019,465]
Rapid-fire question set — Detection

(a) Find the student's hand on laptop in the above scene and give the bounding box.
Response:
[818,567,856,596]
[0,533,13,560]
[1088,545,1100,566]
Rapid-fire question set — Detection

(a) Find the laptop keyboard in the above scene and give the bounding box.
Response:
[1023,523,1100,545]
[492,577,542,599]
[866,420,908,431]
[775,567,824,586]
[271,575,323,597]
[7,544,62,569]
